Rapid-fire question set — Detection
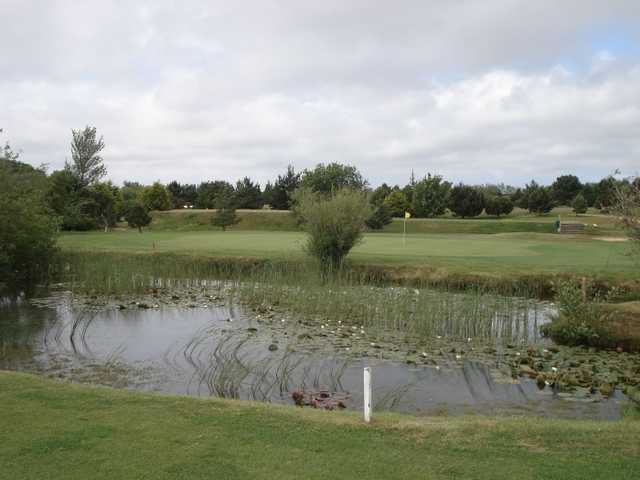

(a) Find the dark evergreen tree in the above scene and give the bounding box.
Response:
[234,177,262,209]
[448,184,485,218]
[365,204,393,230]
[551,175,582,205]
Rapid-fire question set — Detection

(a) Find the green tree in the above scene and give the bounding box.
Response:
[365,204,393,230]
[484,195,514,217]
[371,183,393,207]
[234,177,262,209]
[195,181,234,209]
[65,126,106,187]
[448,184,485,218]
[300,163,368,194]
[0,144,58,286]
[614,177,640,251]
[595,176,618,211]
[293,188,371,271]
[572,193,587,216]
[382,190,410,217]
[212,193,240,231]
[88,181,122,232]
[141,182,172,211]
[551,175,582,205]
[265,165,301,210]
[125,204,152,233]
[411,174,451,218]
[527,185,554,215]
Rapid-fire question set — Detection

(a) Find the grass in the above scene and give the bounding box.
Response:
[149,207,622,235]
[58,230,638,276]
[1,371,639,480]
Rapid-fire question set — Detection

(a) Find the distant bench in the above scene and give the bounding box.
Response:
[559,223,585,233]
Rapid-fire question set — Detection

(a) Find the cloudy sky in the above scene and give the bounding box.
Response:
[1,0,639,187]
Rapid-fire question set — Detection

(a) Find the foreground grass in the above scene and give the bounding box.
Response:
[1,372,639,480]
[59,230,637,276]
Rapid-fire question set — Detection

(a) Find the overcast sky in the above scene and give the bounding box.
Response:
[1,0,639,187]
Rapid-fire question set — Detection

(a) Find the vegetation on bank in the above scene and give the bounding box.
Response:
[1,371,638,480]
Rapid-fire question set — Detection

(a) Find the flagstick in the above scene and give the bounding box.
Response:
[403,216,406,247]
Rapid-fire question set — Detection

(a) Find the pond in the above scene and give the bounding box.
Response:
[1,286,636,420]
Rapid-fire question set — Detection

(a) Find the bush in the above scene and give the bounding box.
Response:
[212,193,240,231]
[0,158,58,286]
[540,280,614,348]
[293,188,371,271]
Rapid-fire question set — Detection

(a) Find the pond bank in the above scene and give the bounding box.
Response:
[1,370,639,480]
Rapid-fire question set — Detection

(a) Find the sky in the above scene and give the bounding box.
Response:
[1,0,639,188]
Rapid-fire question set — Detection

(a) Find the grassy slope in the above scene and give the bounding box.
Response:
[59,230,638,276]
[149,207,621,235]
[1,371,638,480]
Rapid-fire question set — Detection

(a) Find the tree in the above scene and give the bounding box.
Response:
[234,177,262,209]
[293,188,371,271]
[448,184,485,218]
[411,174,451,218]
[614,177,640,251]
[212,192,240,231]
[88,181,122,232]
[167,181,198,209]
[195,181,234,209]
[125,203,152,233]
[47,169,95,230]
[265,165,301,210]
[484,195,514,217]
[66,126,106,187]
[371,183,392,207]
[595,176,618,211]
[365,204,393,230]
[383,190,410,217]
[527,185,554,215]
[572,193,587,216]
[300,163,368,194]
[141,182,172,211]
[551,175,582,205]
[0,145,58,287]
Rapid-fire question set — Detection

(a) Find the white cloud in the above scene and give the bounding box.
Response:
[1,0,639,186]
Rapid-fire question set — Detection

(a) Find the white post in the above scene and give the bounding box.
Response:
[363,367,372,423]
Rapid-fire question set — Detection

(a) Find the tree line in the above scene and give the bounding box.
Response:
[3,126,634,236]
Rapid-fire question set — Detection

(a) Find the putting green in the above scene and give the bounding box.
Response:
[58,230,637,275]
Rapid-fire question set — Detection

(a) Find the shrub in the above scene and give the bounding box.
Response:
[293,188,371,271]
[540,280,614,348]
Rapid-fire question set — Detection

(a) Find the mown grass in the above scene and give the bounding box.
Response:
[58,230,638,276]
[1,371,638,480]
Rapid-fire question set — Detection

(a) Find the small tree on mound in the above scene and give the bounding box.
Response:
[572,193,587,216]
[125,203,151,233]
[293,188,371,272]
[212,193,239,231]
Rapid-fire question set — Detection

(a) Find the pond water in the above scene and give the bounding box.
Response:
[1,290,633,420]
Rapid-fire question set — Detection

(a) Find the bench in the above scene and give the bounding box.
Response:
[559,222,585,233]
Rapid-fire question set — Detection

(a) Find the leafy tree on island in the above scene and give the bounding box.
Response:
[125,203,152,233]
[141,182,172,211]
[411,174,451,218]
[65,126,106,187]
[572,193,588,216]
[448,184,485,218]
[212,192,240,231]
[293,188,371,272]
